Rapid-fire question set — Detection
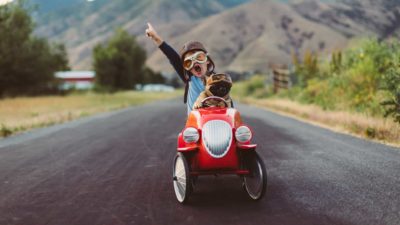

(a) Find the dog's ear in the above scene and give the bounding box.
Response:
[205,75,213,86]
[205,87,213,97]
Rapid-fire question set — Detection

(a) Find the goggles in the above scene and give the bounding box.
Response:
[183,51,208,70]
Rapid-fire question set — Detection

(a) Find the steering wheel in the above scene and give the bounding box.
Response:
[200,96,228,108]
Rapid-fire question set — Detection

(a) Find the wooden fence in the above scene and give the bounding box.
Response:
[272,66,290,93]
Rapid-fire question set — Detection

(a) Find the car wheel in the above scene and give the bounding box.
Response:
[173,153,191,203]
[243,152,267,200]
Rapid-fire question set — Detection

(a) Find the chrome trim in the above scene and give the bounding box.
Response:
[202,120,232,158]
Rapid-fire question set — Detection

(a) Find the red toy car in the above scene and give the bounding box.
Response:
[173,96,267,203]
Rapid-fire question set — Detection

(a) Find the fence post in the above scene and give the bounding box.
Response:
[272,65,289,93]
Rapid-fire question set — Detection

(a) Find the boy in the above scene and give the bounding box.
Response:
[145,23,217,114]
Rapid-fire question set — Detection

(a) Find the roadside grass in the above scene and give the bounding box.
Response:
[231,73,400,147]
[0,91,181,138]
[235,95,400,147]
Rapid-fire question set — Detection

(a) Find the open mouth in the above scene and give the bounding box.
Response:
[194,64,202,73]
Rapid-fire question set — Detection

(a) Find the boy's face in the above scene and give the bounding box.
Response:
[183,50,210,78]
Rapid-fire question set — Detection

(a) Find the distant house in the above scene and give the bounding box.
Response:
[55,71,95,90]
[142,84,175,92]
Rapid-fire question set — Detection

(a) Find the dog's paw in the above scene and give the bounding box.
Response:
[193,102,201,109]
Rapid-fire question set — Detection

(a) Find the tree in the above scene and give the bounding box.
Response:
[0,1,69,97]
[330,50,342,74]
[142,67,165,84]
[381,49,400,124]
[93,28,147,91]
[292,49,319,87]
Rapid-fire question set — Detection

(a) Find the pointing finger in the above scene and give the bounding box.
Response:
[147,22,154,30]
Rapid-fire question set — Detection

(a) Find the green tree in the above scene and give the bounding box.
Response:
[93,28,147,91]
[330,50,342,74]
[0,1,69,97]
[292,49,319,87]
[142,67,165,84]
[381,47,400,123]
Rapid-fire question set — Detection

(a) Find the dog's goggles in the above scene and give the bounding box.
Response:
[183,51,208,70]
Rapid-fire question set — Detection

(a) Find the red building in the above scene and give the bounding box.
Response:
[55,71,95,90]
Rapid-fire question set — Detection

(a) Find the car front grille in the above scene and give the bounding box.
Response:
[202,120,232,158]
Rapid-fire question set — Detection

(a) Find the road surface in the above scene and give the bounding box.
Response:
[0,99,399,225]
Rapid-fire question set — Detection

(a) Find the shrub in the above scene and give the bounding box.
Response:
[289,38,399,118]
[302,79,334,110]
[1,124,12,137]
[293,49,319,86]
[244,75,266,96]
[330,50,343,74]
[381,45,400,123]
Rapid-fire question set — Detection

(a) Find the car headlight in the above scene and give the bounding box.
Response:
[235,126,252,143]
[183,127,199,143]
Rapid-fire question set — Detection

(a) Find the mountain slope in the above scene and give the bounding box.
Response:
[291,0,400,39]
[34,0,400,73]
[34,0,251,69]
[147,0,400,73]
[30,0,81,13]
[147,0,348,73]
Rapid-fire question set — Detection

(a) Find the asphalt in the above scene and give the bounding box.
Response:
[0,98,399,225]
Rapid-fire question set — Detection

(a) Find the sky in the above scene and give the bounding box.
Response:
[0,0,12,6]
[0,0,96,6]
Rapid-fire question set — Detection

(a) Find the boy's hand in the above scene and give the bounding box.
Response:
[146,22,163,46]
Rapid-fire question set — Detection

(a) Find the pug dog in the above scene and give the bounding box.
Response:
[193,73,233,109]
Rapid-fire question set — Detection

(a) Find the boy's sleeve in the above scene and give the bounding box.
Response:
[159,41,186,82]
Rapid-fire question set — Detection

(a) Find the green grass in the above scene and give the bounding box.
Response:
[0,90,182,138]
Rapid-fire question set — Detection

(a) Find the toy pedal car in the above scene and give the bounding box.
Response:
[173,96,267,203]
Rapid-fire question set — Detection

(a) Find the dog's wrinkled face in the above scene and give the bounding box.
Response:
[209,83,230,97]
[205,74,232,98]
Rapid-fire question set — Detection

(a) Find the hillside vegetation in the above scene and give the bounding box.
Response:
[289,38,399,119]
[232,38,400,144]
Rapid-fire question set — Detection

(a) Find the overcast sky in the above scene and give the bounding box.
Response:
[0,0,96,6]
[0,0,13,6]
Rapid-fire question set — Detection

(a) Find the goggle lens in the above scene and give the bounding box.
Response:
[183,51,208,70]
[195,52,207,61]
[183,60,193,70]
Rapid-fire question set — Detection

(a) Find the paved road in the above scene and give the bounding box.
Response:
[0,99,399,225]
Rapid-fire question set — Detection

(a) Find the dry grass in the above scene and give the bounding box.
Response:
[0,91,181,137]
[239,97,400,147]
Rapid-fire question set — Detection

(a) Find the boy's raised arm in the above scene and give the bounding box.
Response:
[145,23,163,46]
[145,23,185,82]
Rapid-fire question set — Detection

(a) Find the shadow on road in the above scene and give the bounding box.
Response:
[159,117,353,225]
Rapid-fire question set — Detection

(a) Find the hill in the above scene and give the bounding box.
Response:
[291,0,400,39]
[30,0,81,13]
[34,0,251,70]
[146,0,348,73]
[34,0,400,73]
